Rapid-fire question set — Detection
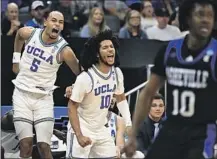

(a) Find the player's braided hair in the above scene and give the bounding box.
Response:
[80,30,120,71]
[179,0,217,31]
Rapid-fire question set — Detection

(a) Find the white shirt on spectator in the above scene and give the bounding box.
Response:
[141,17,158,31]
[146,25,181,41]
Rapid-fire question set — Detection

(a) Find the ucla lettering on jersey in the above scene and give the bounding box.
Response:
[12,28,68,94]
[164,38,217,123]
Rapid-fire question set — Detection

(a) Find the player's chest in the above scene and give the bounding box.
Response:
[24,43,59,65]
[93,81,116,96]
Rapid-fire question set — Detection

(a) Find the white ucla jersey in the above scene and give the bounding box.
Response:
[107,111,117,141]
[1,130,19,153]
[70,65,124,131]
[13,28,68,94]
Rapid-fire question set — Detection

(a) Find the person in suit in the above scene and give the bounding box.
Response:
[136,93,165,156]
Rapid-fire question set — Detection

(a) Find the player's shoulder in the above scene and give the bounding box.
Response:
[77,71,93,83]
[114,67,123,75]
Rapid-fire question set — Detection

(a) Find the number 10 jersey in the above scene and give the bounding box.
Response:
[164,38,217,123]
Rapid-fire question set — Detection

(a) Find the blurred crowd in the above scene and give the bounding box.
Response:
[2,0,216,40]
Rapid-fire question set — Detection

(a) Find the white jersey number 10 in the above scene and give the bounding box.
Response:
[172,89,196,117]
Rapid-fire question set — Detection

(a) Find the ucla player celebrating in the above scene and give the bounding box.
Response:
[123,0,217,158]
[67,30,132,158]
[12,11,80,159]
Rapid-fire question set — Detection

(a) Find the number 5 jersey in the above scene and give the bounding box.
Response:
[12,28,68,94]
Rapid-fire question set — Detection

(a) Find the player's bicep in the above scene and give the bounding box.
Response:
[61,46,80,76]
[69,73,92,103]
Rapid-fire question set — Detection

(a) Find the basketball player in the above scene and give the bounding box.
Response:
[123,0,217,158]
[67,30,132,158]
[12,11,80,159]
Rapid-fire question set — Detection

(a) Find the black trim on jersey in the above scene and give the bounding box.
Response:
[13,117,33,125]
[92,65,112,80]
[34,117,55,125]
[25,28,36,45]
[56,42,68,64]
[86,71,94,93]
[39,29,63,47]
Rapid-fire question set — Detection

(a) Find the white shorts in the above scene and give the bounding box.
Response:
[67,126,116,158]
[12,87,54,144]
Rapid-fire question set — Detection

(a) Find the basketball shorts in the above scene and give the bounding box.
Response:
[13,87,54,144]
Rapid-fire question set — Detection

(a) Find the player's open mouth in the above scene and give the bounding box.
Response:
[107,55,114,61]
[52,28,59,33]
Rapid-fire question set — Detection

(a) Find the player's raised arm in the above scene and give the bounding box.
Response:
[61,46,81,76]
[12,27,35,74]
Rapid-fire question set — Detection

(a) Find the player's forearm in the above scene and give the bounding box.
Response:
[68,100,82,137]
[131,89,152,137]
[116,133,125,148]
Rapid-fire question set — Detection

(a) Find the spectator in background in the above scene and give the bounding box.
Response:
[146,8,181,41]
[80,7,109,38]
[151,0,177,16]
[169,8,189,37]
[140,1,158,31]
[1,3,24,36]
[119,10,147,39]
[25,1,45,28]
[104,0,129,27]
[136,93,165,156]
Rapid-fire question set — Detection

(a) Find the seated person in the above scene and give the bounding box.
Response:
[136,93,165,156]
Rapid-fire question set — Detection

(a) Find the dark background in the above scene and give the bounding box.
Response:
[1,36,165,112]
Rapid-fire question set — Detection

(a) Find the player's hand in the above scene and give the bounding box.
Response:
[64,85,73,98]
[115,146,122,158]
[121,136,137,157]
[77,134,92,148]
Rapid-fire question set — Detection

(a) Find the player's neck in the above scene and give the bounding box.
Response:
[149,114,161,123]
[41,31,58,45]
[95,63,111,74]
[187,33,210,51]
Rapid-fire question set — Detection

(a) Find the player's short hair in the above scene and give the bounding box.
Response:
[179,0,217,31]
[153,93,165,104]
[80,30,120,71]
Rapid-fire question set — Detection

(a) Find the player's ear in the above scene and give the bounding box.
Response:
[44,19,47,27]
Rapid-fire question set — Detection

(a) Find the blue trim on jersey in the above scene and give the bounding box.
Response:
[39,29,63,47]
[164,39,178,65]
[92,65,112,80]
[210,39,217,82]
[203,124,216,158]
[86,71,94,93]
[177,38,214,65]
